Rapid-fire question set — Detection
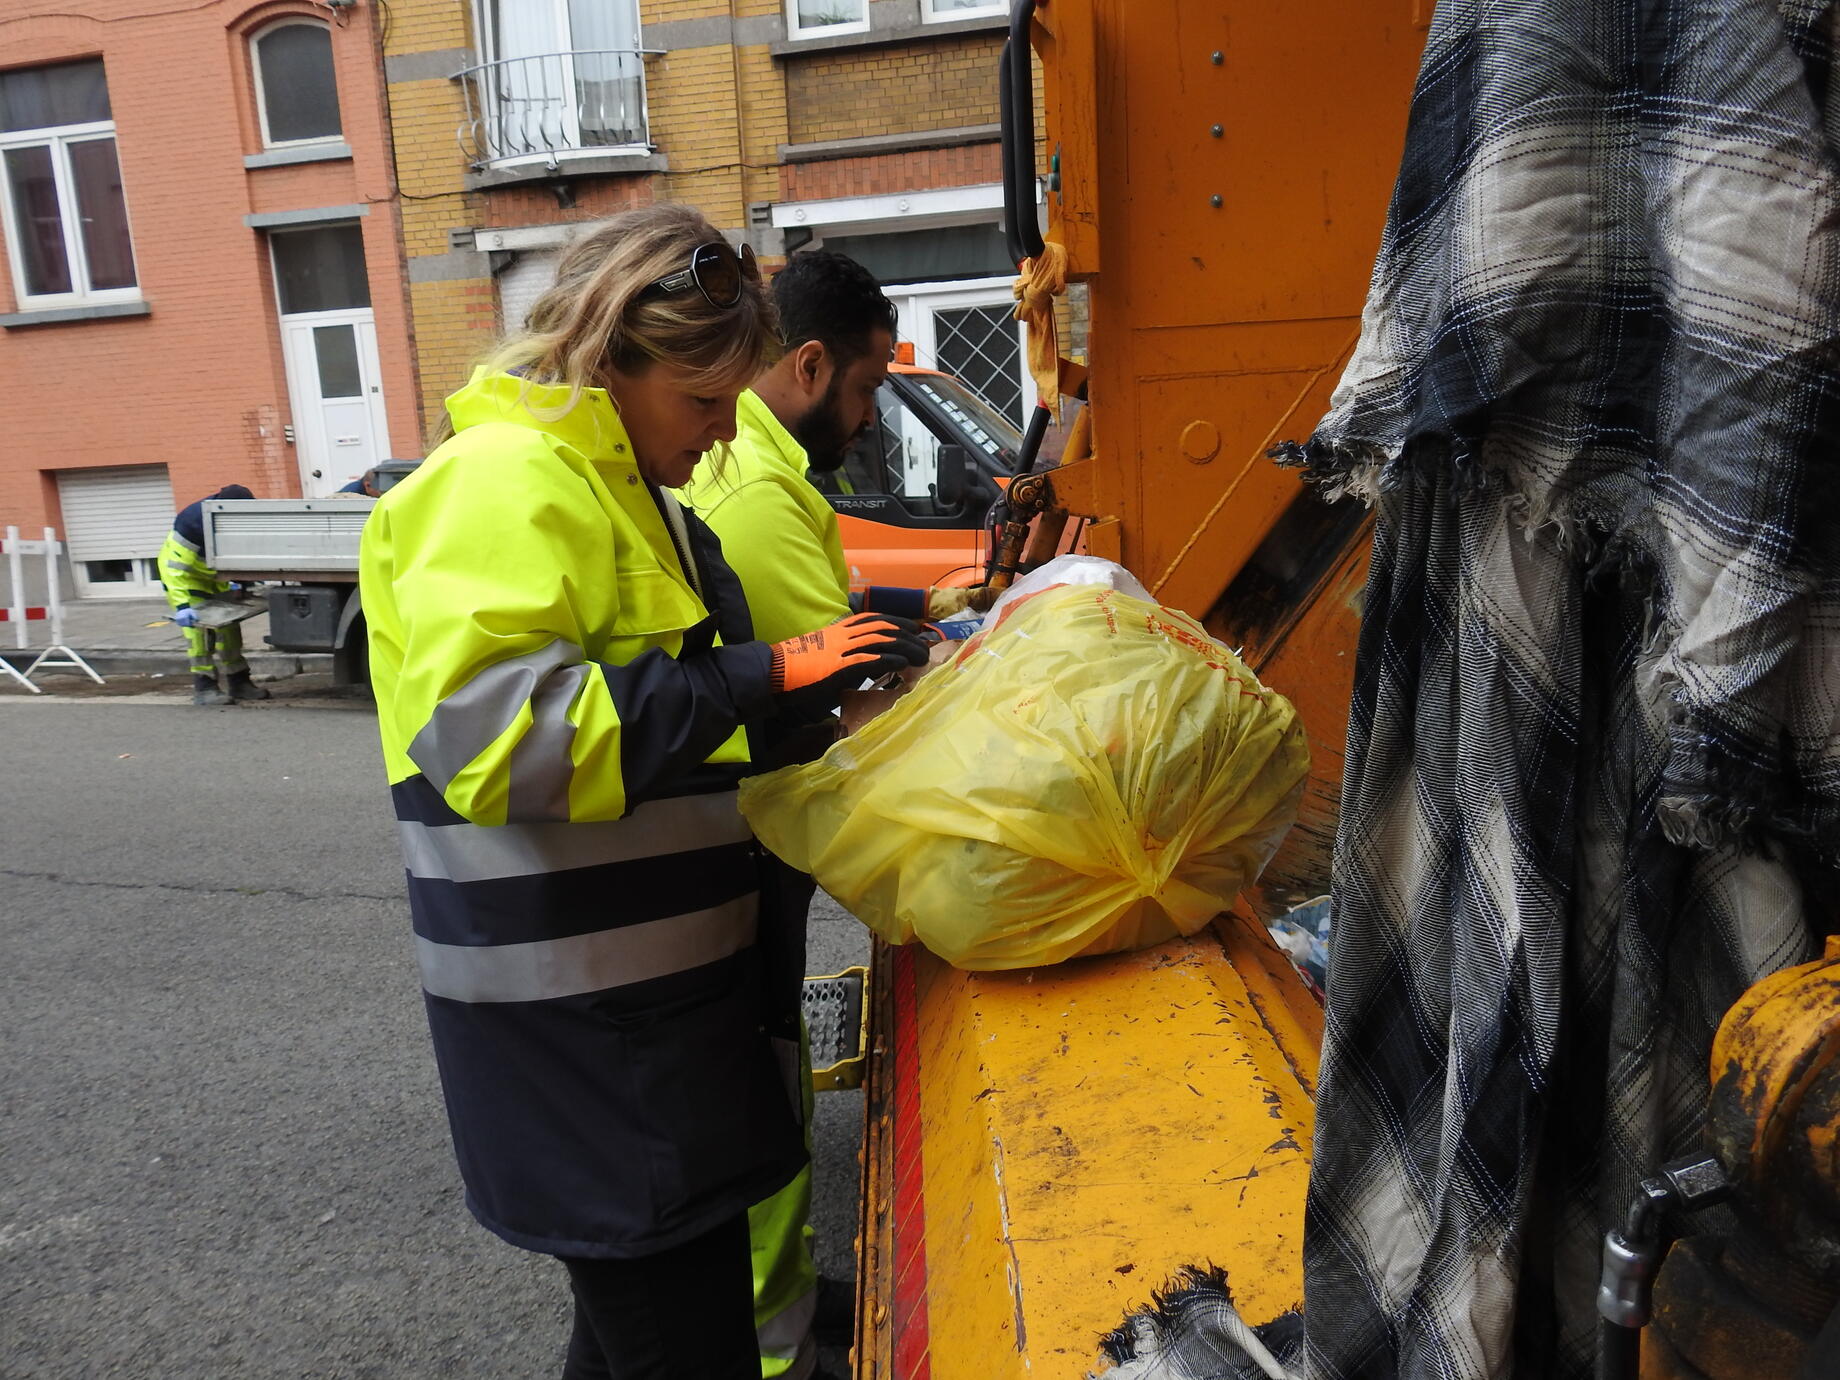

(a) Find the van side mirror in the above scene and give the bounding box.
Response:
[934,444,969,512]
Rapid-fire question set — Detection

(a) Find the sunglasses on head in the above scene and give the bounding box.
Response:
[636,241,760,309]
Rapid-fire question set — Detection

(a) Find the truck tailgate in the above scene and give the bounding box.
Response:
[203,498,371,576]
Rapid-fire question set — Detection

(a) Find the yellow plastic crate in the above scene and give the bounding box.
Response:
[802,966,869,1092]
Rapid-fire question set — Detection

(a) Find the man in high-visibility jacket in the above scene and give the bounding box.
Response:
[158,484,270,707]
[682,251,982,648]
[678,251,983,1380]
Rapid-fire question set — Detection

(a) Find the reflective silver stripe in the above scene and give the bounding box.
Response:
[397,791,749,883]
[757,1290,818,1367]
[415,894,758,1003]
[505,661,589,821]
[167,531,203,556]
[408,639,584,792]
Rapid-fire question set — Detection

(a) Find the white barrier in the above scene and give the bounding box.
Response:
[2,526,104,691]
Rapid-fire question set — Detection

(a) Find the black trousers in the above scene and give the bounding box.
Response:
[559,1212,758,1380]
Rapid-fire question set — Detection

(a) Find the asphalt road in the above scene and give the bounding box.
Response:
[0,686,868,1378]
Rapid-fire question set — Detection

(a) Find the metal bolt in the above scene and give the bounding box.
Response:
[1211,124,1224,137]
[1211,50,1223,64]
[1209,194,1223,209]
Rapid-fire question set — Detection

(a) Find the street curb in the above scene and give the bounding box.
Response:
[0,649,332,679]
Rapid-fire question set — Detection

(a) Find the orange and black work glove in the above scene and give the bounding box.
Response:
[770,613,930,695]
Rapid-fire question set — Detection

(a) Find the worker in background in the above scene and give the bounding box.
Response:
[158,484,269,707]
[677,249,983,1380]
[336,468,380,496]
[358,204,927,1380]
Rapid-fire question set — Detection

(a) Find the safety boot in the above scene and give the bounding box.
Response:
[814,1275,855,1343]
[227,670,270,702]
[192,674,234,706]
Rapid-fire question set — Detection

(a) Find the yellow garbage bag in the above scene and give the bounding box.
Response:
[739,581,1311,970]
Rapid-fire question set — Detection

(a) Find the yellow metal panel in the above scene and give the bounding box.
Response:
[860,915,1321,1377]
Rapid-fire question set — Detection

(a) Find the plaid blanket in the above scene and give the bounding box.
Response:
[1275,2,1839,1376]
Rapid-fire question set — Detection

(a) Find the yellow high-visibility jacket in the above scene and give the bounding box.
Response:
[157,529,230,609]
[677,390,853,646]
[360,369,803,1258]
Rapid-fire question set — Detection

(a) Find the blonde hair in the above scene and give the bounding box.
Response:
[469,203,780,429]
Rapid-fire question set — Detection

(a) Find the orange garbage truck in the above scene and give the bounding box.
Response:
[847,2,1428,1375]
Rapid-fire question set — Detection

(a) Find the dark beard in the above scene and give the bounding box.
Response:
[791,373,857,474]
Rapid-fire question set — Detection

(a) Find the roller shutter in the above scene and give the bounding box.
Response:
[55,465,175,561]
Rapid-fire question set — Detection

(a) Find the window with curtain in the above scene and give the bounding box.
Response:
[788,0,869,40]
[474,0,645,158]
[0,59,138,307]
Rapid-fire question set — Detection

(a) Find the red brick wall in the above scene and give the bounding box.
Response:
[0,1,415,539]
[780,141,1002,203]
[481,176,657,229]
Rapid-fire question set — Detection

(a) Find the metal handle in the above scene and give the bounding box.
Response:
[1597,1230,1660,1329]
[1594,1156,1733,1380]
[1000,0,1044,267]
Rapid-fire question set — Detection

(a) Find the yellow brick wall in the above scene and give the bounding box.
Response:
[647,44,742,225]
[409,278,499,442]
[380,2,470,53]
[384,0,494,438]
[646,37,786,230]
[785,33,1001,145]
[735,43,788,210]
[646,0,733,20]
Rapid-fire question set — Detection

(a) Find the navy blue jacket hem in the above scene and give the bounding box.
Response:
[463,1155,805,1260]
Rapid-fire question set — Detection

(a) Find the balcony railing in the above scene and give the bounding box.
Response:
[456,50,655,169]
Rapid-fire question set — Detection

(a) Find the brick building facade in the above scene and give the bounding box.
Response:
[0,0,417,599]
[382,0,1042,446]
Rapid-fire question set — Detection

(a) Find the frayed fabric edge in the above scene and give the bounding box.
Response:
[1658,776,1837,866]
[1091,1264,1304,1380]
[1273,435,1839,866]
[1270,434,1660,569]
[1270,437,1394,507]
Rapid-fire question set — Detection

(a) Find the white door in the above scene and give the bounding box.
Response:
[281,310,389,497]
[886,277,1035,428]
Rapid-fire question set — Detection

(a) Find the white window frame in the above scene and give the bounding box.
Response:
[72,555,161,599]
[0,119,140,311]
[785,0,870,41]
[921,0,1008,21]
[250,18,343,150]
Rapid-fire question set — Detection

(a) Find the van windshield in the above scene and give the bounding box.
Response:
[906,373,1022,471]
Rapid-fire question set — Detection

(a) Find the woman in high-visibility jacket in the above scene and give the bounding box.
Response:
[359,204,927,1380]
